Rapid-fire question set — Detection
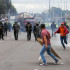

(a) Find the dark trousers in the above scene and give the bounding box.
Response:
[4,30,7,36]
[0,30,4,40]
[51,29,56,37]
[60,36,67,49]
[34,34,40,41]
[14,30,18,40]
[27,31,31,40]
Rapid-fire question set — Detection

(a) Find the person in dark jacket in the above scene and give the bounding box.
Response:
[54,23,69,49]
[64,22,69,30]
[51,22,56,37]
[4,22,8,36]
[0,21,4,40]
[13,22,20,40]
[64,22,69,41]
[33,23,40,41]
[25,22,32,40]
[8,22,12,32]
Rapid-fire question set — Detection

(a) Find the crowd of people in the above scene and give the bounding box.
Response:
[0,21,69,44]
[0,20,70,66]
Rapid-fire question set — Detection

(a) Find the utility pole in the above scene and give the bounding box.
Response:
[49,0,51,22]
[66,0,67,21]
[53,0,55,22]
[61,0,63,22]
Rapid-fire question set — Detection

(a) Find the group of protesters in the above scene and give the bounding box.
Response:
[0,20,70,66]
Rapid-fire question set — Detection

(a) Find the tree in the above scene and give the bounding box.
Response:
[0,0,7,14]
[0,0,17,16]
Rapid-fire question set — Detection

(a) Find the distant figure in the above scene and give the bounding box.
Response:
[13,22,20,40]
[4,22,8,36]
[64,22,69,41]
[8,22,12,32]
[33,23,40,41]
[40,24,58,66]
[64,22,69,30]
[51,22,56,37]
[54,23,69,49]
[0,21,4,40]
[25,22,32,40]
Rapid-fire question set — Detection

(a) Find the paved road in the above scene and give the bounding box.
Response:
[0,32,70,70]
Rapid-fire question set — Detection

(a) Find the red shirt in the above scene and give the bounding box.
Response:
[55,26,69,36]
[41,29,51,45]
[60,27,66,36]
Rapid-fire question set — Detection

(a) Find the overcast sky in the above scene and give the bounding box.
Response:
[11,0,70,13]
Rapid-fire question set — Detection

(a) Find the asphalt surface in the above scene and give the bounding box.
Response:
[0,32,70,70]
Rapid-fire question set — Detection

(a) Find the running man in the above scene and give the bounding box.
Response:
[40,24,58,66]
[54,23,69,49]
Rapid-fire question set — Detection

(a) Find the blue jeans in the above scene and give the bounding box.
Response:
[60,36,67,49]
[40,45,58,64]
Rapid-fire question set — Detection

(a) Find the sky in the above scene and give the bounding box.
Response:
[11,0,70,13]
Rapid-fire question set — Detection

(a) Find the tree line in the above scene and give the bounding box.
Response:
[0,0,17,17]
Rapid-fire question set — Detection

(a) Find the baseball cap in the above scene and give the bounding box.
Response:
[61,23,64,25]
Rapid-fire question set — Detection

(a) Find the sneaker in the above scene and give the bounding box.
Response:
[55,59,58,64]
[40,63,47,66]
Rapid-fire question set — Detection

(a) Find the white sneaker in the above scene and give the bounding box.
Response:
[40,63,47,66]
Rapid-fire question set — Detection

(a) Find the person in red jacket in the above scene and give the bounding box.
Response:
[54,23,69,49]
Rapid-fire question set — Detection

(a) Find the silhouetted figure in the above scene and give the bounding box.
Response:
[51,22,56,37]
[25,22,32,40]
[33,23,40,41]
[4,22,8,36]
[13,22,20,40]
[64,22,69,41]
[64,22,69,30]
[8,22,12,32]
[0,22,4,40]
